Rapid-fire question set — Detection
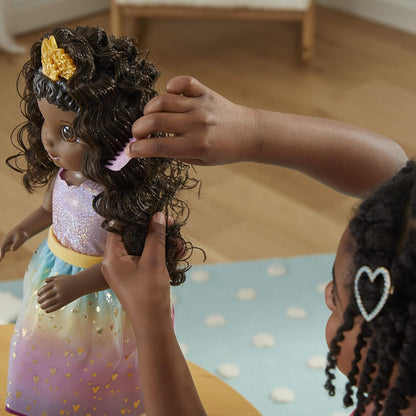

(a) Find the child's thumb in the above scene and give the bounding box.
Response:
[141,212,167,268]
[103,228,128,267]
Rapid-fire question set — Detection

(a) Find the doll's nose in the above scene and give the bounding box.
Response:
[42,124,55,148]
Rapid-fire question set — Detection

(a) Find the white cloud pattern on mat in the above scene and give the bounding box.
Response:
[307,355,327,369]
[286,306,307,319]
[217,363,240,379]
[270,387,295,403]
[267,263,287,276]
[237,287,257,300]
[190,269,211,282]
[252,333,276,348]
[205,314,226,327]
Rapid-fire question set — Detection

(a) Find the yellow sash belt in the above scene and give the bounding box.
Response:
[47,226,102,268]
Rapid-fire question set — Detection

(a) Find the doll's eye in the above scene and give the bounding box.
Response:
[61,125,79,142]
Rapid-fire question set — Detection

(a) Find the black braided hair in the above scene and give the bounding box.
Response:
[325,160,416,415]
[6,25,201,285]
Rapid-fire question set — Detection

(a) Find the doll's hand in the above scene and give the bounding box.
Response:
[0,228,29,260]
[129,76,260,166]
[102,212,172,331]
[37,275,78,313]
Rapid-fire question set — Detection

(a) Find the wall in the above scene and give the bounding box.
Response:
[8,0,109,35]
[317,0,416,35]
[6,0,416,36]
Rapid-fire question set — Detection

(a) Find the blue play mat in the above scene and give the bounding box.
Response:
[1,253,353,415]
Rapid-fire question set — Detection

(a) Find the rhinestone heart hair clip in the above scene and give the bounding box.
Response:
[354,266,393,322]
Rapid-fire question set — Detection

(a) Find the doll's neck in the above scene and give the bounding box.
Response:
[60,169,86,187]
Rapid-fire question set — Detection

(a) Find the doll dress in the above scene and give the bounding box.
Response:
[6,169,145,416]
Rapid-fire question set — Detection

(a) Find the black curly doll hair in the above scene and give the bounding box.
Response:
[6,25,201,285]
[325,160,416,416]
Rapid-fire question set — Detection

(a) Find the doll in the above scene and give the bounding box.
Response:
[1,26,198,415]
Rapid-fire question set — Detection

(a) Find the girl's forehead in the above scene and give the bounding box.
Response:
[334,227,356,295]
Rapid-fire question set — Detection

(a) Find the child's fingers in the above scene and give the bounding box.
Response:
[167,215,174,227]
[131,113,185,142]
[102,230,131,281]
[127,135,203,162]
[104,230,128,263]
[143,93,194,115]
[165,76,207,98]
[140,212,167,269]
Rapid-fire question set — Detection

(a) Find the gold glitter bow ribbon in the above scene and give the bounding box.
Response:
[41,35,76,82]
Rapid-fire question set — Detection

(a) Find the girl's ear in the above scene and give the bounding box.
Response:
[325,281,336,311]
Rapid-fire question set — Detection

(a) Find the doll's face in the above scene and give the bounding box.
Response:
[38,98,86,171]
[325,227,363,375]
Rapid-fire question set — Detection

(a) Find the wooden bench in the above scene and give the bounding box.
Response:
[110,0,316,62]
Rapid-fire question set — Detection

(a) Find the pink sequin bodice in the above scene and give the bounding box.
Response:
[52,169,106,256]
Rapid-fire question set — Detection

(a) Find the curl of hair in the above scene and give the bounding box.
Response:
[324,160,416,415]
[6,25,202,285]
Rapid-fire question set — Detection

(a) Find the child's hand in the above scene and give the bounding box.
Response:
[37,275,78,313]
[0,228,29,260]
[128,76,259,166]
[101,212,172,332]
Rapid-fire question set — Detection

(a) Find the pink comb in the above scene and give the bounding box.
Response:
[105,137,137,171]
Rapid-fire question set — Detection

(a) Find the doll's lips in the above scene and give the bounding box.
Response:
[48,152,60,161]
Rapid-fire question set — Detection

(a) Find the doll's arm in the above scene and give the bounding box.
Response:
[0,177,55,260]
[129,76,408,198]
[101,213,207,416]
[37,262,110,313]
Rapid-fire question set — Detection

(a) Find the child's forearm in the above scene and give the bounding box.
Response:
[131,77,408,198]
[134,320,207,416]
[252,109,408,197]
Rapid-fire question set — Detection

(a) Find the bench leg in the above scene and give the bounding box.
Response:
[301,0,316,62]
[110,0,122,37]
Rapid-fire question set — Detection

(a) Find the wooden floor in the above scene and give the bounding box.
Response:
[0,7,416,280]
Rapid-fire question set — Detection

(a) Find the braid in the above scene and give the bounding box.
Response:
[325,306,356,399]
[348,323,373,413]
[325,160,416,415]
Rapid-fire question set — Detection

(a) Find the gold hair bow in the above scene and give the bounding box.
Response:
[41,35,76,82]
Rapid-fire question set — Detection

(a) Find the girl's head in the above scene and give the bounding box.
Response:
[8,26,200,284]
[325,160,416,416]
